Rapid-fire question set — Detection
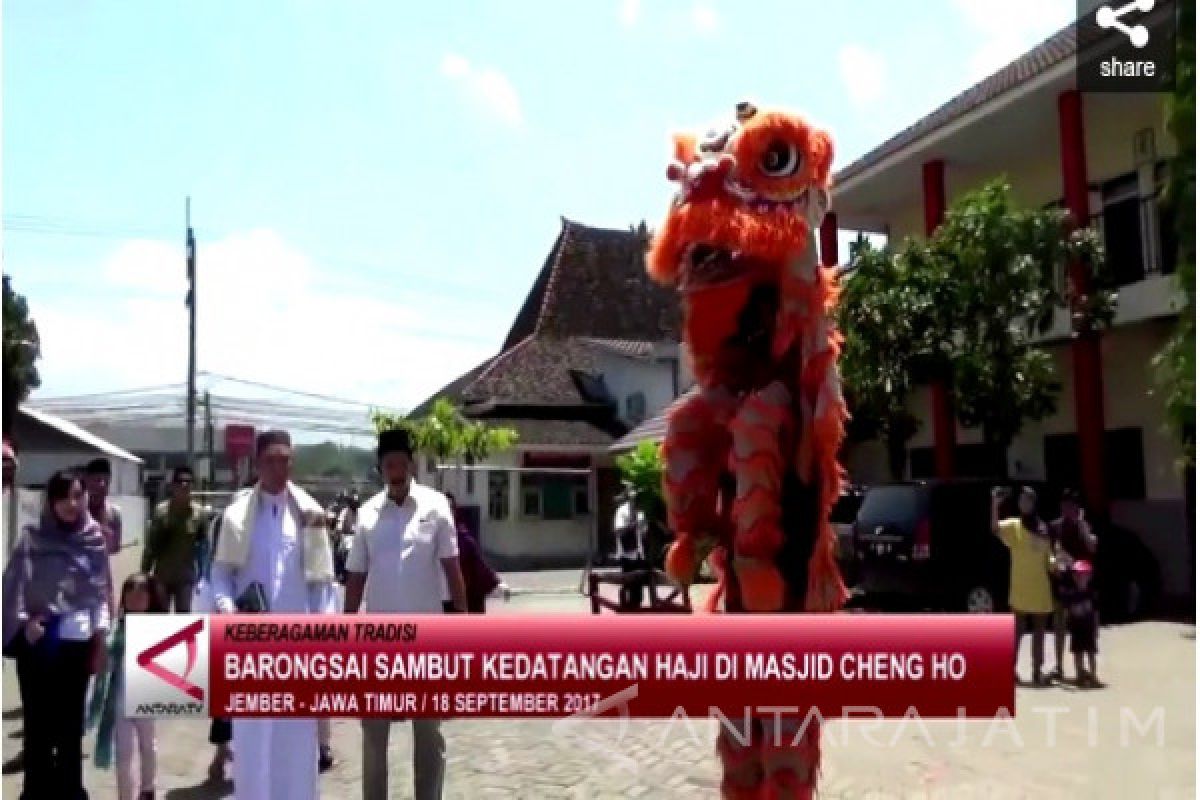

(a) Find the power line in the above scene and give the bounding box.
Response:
[199,372,406,411]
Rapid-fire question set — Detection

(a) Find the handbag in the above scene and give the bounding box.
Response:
[236,581,269,613]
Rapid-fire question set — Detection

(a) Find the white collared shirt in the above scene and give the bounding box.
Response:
[347,483,459,613]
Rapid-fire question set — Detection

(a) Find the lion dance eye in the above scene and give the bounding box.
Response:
[759,140,800,177]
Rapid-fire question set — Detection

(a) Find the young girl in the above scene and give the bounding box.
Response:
[89,573,167,800]
[1064,560,1101,687]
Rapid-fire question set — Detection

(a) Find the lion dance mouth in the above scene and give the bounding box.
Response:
[645,101,848,799]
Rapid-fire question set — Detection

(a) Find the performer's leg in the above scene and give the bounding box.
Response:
[412,718,446,800]
[361,718,392,800]
[762,717,820,800]
[662,387,734,585]
[716,718,763,800]
[729,381,790,612]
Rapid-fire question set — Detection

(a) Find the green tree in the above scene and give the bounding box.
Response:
[934,181,1109,474]
[1154,0,1196,465]
[3,275,42,436]
[371,398,518,489]
[838,181,1109,478]
[839,239,926,479]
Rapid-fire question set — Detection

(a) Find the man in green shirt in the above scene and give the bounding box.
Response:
[142,465,208,611]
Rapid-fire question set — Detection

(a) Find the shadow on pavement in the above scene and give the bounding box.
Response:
[8,727,21,739]
[2,708,22,721]
[165,778,234,799]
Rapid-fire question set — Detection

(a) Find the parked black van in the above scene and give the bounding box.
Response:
[850,479,1161,617]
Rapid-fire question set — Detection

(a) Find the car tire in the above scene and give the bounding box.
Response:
[963,584,997,613]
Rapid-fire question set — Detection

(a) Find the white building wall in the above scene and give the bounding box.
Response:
[17,451,141,496]
[859,322,1189,596]
[595,353,679,427]
[416,448,594,568]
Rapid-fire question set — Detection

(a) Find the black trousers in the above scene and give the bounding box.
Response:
[15,637,92,800]
[209,718,233,745]
[619,558,646,609]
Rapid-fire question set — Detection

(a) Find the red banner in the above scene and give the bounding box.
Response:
[206,614,1013,719]
[223,424,256,460]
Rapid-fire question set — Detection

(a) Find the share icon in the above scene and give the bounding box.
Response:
[1096,0,1156,48]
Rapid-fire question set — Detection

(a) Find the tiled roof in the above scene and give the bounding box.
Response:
[408,356,496,418]
[413,218,683,450]
[834,11,1108,185]
[501,225,566,351]
[461,336,611,406]
[577,338,658,360]
[475,415,628,447]
[533,219,681,341]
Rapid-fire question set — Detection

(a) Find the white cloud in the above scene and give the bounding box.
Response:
[439,52,523,128]
[618,0,640,27]
[439,53,470,79]
[32,230,496,418]
[691,3,718,34]
[838,44,887,109]
[951,0,1076,83]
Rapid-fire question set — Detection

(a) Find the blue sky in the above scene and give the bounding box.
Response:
[3,0,1076,414]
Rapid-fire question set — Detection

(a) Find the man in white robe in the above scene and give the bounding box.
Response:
[210,429,339,800]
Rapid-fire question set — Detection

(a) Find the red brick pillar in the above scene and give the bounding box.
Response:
[819,212,839,268]
[1058,89,1108,516]
[923,159,956,479]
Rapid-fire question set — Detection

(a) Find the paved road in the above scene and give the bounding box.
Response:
[2,547,1194,799]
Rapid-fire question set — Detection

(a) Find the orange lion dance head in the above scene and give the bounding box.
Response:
[648,102,834,387]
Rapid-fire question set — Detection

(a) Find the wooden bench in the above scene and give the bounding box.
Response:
[587,567,693,614]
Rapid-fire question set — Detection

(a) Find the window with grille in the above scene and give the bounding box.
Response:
[519,472,591,520]
[487,470,510,521]
[1101,180,1145,285]
[1043,427,1147,501]
[625,392,647,426]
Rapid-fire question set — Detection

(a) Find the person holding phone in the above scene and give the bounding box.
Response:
[991,486,1056,685]
[209,430,338,800]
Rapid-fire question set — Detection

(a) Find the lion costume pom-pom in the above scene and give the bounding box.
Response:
[646,101,848,800]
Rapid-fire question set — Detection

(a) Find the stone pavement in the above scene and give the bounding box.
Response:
[1,548,1194,798]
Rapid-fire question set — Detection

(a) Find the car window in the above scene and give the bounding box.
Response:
[857,486,925,528]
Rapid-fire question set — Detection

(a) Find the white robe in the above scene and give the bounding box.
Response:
[210,488,340,800]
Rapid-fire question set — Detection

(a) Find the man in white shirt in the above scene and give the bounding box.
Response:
[345,428,466,800]
[210,429,339,800]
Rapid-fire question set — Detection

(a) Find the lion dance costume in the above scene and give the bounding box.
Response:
[647,102,848,799]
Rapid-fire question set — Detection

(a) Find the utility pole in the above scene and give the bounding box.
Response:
[186,198,197,468]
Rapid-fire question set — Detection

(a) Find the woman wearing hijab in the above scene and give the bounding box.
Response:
[3,469,113,799]
[991,485,1056,685]
[444,493,507,613]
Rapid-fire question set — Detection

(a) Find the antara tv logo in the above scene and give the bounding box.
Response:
[126,614,210,718]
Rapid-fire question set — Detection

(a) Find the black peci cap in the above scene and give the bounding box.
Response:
[85,457,112,476]
[255,429,292,456]
[377,428,414,460]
